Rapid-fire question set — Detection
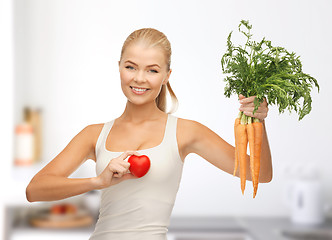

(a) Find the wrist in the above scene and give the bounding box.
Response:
[90,176,103,190]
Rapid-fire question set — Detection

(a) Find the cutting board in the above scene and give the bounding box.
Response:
[29,210,94,229]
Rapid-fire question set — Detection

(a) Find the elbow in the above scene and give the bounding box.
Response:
[26,184,36,203]
[260,172,273,183]
[264,176,273,183]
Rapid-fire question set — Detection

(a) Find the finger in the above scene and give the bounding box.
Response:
[240,99,268,110]
[113,170,124,178]
[240,105,259,112]
[132,152,142,156]
[240,106,268,115]
[109,161,126,173]
[240,102,255,108]
[243,110,267,120]
[121,173,138,180]
[119,161,131,169]
[239,95,257,104]
[115,168,136,178]
[120,151,141,160]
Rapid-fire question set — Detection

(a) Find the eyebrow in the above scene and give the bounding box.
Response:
[125,60,161,68]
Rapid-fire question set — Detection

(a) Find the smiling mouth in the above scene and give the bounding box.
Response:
[130,86,150,91]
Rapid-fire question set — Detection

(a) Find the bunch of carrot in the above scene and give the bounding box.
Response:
[234,111,263,198]
[222,20,319,198]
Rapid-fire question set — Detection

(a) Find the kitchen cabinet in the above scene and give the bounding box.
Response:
[168,217,332,240]
[6,213,332,240]
[168,217,253,240]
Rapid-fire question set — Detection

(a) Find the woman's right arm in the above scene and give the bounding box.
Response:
[26,124,139,202]
[26,124,101,202]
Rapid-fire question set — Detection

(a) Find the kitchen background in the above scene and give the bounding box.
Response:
[1,0,332,239]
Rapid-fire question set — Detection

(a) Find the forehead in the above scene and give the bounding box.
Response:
[121,42,166,66]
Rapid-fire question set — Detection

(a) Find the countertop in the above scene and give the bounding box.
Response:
[168,216,332,240]
[7,215,332,240]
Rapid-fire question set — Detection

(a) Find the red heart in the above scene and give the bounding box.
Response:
[128,155,151,178]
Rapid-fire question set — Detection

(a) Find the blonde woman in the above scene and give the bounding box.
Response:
[26,28,272,240]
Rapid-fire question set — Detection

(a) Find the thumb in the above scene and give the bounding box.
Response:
[120,173,139,181]
[238,94,245,100]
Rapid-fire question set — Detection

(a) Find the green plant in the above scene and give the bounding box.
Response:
[221,20,319,120]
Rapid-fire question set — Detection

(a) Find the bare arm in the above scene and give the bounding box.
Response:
[26,124,141,202]
[181,95,272,183]
[183,119,272,183]
[26,125,100,202]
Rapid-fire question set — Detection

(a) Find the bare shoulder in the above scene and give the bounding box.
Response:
[177,117,224,160]
[176,117,206,161]
[177,117,208,137]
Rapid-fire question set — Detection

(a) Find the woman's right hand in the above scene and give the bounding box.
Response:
[95,151,141,189]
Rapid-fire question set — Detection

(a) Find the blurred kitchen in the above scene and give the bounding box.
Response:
[1,0,332,239]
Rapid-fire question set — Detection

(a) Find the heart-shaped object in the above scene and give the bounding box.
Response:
[128,155,151,178]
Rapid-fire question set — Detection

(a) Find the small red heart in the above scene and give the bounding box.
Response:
[128,155,151,178]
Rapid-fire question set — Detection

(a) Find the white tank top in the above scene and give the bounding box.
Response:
[89,114,184,240]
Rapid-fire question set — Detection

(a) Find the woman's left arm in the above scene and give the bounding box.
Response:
[184,95,272,183]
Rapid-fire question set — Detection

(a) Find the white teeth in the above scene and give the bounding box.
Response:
[132,87,147,92]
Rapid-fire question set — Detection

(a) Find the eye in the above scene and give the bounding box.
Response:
[149,69,158,73]
[125,66,135,70]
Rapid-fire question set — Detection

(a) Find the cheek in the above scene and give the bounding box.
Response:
[120,71,127,80]
[150,75,166,87]
[120,71,132,84]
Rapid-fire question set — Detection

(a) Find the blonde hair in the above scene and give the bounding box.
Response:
[120,28,178,114]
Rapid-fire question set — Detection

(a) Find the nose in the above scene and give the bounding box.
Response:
[134,70,146,83]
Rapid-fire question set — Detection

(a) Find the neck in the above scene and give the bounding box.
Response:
[119,100,166,123]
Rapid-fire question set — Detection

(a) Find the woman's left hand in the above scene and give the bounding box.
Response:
[238,94,268,121]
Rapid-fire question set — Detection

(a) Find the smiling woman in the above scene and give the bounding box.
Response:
[25,27,272,240]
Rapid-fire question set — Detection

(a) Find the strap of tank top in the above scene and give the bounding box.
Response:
[165,114,177,145]
[95,120,114,154]
[164,114,182,164]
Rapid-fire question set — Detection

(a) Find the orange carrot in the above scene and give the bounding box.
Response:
[233,113,241,176]
[246,117,255,193]
[253,119,263,198]
[236,113,248,195]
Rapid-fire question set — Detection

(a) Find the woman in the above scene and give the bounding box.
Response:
[26,28,272,239]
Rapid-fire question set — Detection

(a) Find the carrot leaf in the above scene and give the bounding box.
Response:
[221,20,319,120]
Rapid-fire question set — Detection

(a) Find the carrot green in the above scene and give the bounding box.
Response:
[221,20,319,120]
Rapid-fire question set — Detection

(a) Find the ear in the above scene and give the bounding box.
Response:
[163,69,172,85]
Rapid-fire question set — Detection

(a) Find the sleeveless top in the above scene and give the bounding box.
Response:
[89,114,184,240]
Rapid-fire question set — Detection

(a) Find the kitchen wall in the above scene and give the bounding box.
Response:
[4,0,332,224]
